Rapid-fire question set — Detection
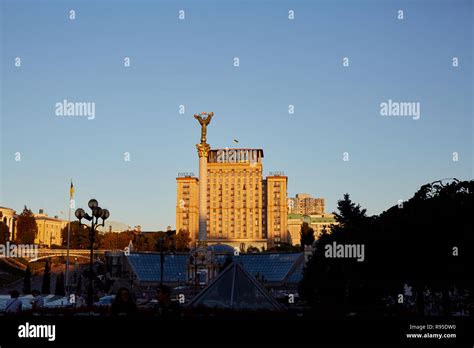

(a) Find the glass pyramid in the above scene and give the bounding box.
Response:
[188,262,282,310]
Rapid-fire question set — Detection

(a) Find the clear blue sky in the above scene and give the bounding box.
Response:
[1,0,472,230]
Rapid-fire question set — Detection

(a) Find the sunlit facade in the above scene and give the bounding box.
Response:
[176,148,287,250]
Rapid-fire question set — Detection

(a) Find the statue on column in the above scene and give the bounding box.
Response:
[194,112,214,144]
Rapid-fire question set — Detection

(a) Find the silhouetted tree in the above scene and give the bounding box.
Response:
[300,193,370,315]
[23,265,32,294]
[300,180,474,318]
[61,221,93,249]
[55,272,65,296]
[0,221,9,243]
[300,222,315,250]
[16,206,37,244]
[41,261,51,294]
[174,229,192,251]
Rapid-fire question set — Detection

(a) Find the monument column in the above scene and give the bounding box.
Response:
[194,112,214,244]
[196,143,210,241]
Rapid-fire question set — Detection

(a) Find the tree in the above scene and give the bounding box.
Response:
[23,265,32,294]
[174,229,191,251]
[0,221,9,244]
[41,261,51,294]
[333,193,367,229]
[299,193,369,314]
[16,206,37,244]
[154,232,173,252]
[61,221,92,249]
[55,272,65,296]
[300,222,315,250]
[299,181,474,317]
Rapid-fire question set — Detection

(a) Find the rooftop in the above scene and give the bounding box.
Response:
[126,252,305,285]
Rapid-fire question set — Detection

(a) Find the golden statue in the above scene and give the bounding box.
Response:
[194,112,214,144]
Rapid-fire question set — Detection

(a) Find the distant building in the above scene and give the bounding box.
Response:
[288,193,325,215]
[176,149,288,250]
[34,209,68,247]
[0,206,16,240]
[287,213,337,246]
[176,115,289,250]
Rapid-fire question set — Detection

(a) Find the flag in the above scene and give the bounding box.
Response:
[69,181,74,199]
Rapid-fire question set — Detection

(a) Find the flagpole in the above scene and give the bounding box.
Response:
[65,181,72,292]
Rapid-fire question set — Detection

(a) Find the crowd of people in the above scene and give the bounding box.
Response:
[110,286,181,318]
[3,286,182,318]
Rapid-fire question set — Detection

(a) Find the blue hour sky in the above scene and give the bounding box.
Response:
[0,0,472,230]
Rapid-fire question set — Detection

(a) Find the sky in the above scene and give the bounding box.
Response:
[0,0,472,230]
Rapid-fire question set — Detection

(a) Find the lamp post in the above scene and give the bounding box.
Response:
[189,253,198,290]
[75,199,110,307]
[157,236,165,287]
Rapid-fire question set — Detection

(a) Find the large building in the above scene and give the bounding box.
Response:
[34,209,68,247]
[176,113,287,250]
[1,206,67,246]
[287,213,337,245]
[288,193,325,215]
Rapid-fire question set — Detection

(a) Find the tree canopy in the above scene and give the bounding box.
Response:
[299,180,473,317]
[16,206,37,244]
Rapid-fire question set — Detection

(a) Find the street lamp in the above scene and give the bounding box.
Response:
[157,236,165,287]
[75,199,110,307]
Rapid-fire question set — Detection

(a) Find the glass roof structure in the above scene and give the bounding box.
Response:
[236,253,303,282]
[187,262,282,310]
[127,253,188,282]
[126,252,305,285]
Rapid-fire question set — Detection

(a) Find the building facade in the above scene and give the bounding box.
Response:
[288,193,325,215]
[287,213,337,246]
[176,148,288,250]
[0,206,16,241]
[34,210,68,247]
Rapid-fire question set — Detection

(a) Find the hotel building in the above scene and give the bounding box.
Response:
[176,141,288,250]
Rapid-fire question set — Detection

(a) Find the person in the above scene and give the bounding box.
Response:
[110,287,137,316]
[5,290,22,314]
[31,290,44,311]
[155,285,181,319]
